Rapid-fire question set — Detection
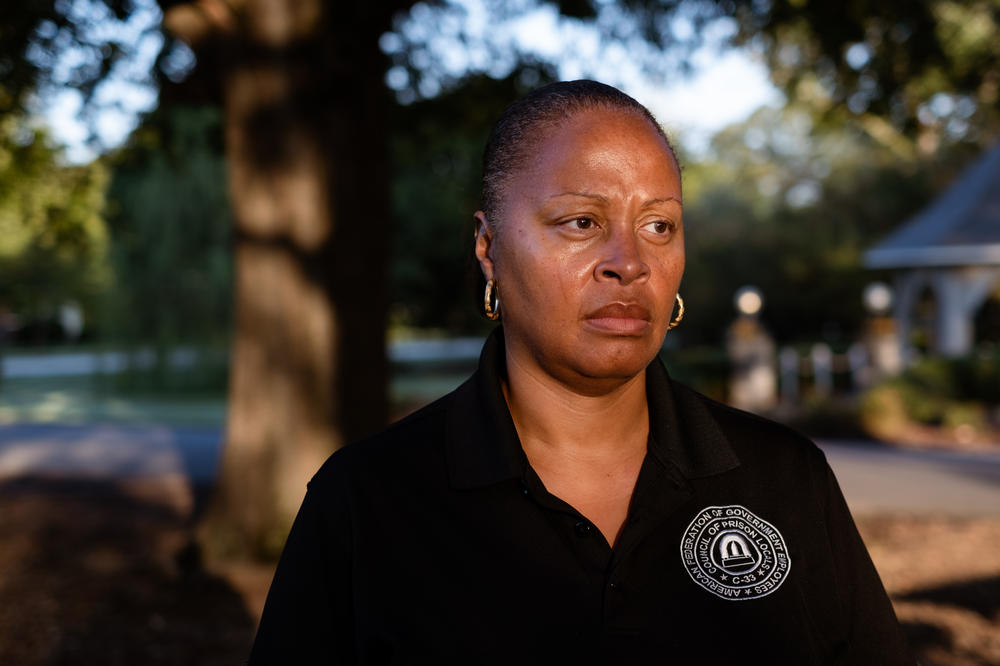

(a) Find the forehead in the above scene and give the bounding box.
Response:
[516,108,680,196]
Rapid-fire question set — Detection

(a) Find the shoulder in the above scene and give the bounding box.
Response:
[671,380,827,472]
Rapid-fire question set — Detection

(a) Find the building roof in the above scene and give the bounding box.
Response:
[864,142,1000,269]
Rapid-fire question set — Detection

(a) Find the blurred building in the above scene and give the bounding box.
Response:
[864,143,1000,358]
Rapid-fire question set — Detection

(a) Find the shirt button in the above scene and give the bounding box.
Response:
[609,582,619,590]
[574,521,593,538]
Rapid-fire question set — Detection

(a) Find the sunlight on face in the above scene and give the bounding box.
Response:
[478,108,684,392]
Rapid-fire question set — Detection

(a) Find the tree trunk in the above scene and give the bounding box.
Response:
[166,0,407,560]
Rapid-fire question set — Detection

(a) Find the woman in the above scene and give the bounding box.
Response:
[249,81,913,664]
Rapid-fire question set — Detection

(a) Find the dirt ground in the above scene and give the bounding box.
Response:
[0,477,997,665]
[858,516,1000,665]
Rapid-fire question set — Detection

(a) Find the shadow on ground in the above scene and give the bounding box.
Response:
[0,476,255,665]
[900,621,952,657]
[897,576,1000,665]
[901,575,1000,621]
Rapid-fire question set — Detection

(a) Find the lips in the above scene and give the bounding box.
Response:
[586,303,652,320]
[583,302,652,335]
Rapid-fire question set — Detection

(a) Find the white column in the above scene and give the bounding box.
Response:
[931,267,1000,357]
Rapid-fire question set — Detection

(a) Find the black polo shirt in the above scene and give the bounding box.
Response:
[250,329,913,664]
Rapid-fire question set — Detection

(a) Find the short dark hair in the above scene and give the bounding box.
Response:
[480,79,676,223]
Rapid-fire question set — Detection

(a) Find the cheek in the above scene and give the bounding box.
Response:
[655,243,686,287]
[675,230,686,276]
[495,237,591,317]
[647,249,685,326]
[668,255,686,288]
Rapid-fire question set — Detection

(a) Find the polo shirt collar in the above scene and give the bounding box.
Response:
[445,327,740,490]
[645,356,741,478]
[445,328,526,489]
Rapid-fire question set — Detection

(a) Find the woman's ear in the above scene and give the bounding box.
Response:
[473,211,496,280]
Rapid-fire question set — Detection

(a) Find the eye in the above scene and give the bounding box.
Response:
[643,219,675,236]
[558,216,598,234]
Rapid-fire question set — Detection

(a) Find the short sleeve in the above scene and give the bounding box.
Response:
[248,477,355,665]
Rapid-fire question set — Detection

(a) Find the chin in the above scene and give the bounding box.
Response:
[572,342,660,384]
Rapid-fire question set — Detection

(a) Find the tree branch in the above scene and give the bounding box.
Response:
[162,0,238,48]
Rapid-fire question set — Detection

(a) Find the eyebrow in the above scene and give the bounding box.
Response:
[549,191,609,203]
[548,192,682,207]
[641,196,682,208]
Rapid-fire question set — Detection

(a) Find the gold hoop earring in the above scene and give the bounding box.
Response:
[667,293,685,330]
[484,279,500,320]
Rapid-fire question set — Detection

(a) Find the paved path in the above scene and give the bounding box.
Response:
[1,423,999,516]
[819,440,1000,517]
[0,423,221,484]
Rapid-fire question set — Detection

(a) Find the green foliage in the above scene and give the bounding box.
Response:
[861,352,1000,437]
[658,345,729,401]
[0,1,177,131]
[897,354,1000,405]
[727,0,1000,146]
[0,115,110,333]
[678,104,962,347]
[388,65,557,333]
[388,1,1000,151]
[103,105,232,359]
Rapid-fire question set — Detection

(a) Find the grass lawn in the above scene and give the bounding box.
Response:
[0,371,471,428]
[0,375,227,428]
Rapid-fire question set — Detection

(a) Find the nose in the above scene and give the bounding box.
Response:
[595,228,650,285]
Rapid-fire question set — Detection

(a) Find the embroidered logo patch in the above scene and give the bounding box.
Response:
[680,505,791,601]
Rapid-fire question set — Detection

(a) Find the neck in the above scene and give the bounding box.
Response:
[502,347,650,463]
